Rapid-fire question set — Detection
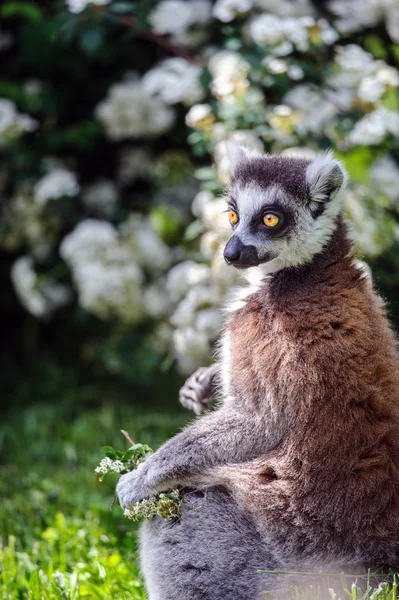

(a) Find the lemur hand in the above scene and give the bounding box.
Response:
[116,457,167,507]
[116,442,187,507]
[179,363,219,415]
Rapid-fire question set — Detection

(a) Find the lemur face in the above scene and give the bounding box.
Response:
[223,143,347,272]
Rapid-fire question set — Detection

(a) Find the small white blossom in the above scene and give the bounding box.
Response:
[117,147,154,185]
[121,215,172,271]
[11,256,71,319]
[250,15,337,52]
[142,58,204,106]
[349,108,399,146]
[82,179,118,216]
[173,326,211,374]
[0,27,13,51]
[149,0,211,35]
[34,168,80,205]
[370,155,399,202]
[95,78,175,141]
[330,0,399,42]
[66,0,111,13]
[208,51,250,98]
[166,261,210,303]
[254,0,315,17]
[213,0,254,23]
[185,104,213,129]
[284,84,337,135]
[0,98,37,145]
[60,219,145,323]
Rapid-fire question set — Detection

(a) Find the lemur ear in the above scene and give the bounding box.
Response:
[225,141,256,175]
[306,151,348,210]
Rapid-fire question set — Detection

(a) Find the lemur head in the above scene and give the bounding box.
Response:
[223,143,348,273]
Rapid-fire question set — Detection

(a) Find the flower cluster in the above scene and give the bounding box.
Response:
[0,98,37,145]
[95,77,175,141]
[3,0,399,382]
[94,457,126,481]
[123,491,182,522]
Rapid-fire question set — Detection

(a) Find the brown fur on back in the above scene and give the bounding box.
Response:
[223,218,399,569]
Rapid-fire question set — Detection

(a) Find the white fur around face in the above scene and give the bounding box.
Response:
[217,330,231,396]
[225,266,268,313]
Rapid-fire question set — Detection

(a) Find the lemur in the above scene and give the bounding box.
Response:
[117,145,399,600]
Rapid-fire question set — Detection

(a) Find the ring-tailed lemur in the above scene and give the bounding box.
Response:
[117,145,399,600]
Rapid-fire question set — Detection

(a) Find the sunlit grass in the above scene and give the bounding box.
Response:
[0,400,187,599]
[0,400,397,599]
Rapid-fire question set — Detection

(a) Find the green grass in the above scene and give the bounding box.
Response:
[0,396,398,600]
[0,397,187,599]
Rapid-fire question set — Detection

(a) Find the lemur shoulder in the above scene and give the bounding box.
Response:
[117,145,399,599]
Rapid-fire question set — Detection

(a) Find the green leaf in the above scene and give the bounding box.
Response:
[1,2,42,21]
[101,446,117,459]
[194,167,215,181]
[79,28,104,55]
[109,1,135,13]
[184,219,203,241]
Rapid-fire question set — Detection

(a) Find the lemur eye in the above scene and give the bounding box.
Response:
[263,214,280,227]
[228,210,238,225]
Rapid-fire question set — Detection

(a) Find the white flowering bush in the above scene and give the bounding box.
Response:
[1,0,399,387]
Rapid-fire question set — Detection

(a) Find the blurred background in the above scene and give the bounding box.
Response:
[1,0,399,598]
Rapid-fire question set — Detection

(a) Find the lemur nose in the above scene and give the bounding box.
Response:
[224,246,241,263]
[224,235,260,268]
[224,236,242,263]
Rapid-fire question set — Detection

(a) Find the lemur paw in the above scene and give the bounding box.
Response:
[179,367,213,415]
[116,462,157,508]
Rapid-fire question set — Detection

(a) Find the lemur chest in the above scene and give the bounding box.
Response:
[222,303,297,406]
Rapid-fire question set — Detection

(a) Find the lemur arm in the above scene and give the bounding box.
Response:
[179,363,220,414]
[116,403,280,508]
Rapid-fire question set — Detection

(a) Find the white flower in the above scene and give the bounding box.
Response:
[11,256,71,319]
[335,45,374,74]
[358,63,399,103]
[185,104,213,129]
[34,168,80,205]
[213,0,254,23]
[166,261,210,303]
[172,327,211,374]
[250,15,337,52]
[349,108,399,146]
[149,0,211,35]
[370,155,399,202]
[95,78,175,140]
[0,98,37,145]
[66,0,111,13]
[121,215,172,270]
[208,51,250,98]
[117,147,154,185]
[82,179,118,216]
[144,283,171,318]
[60,219,145,323]
[254,0,315,17]
[283,84,337,135]
[60,219,117,264]
[250,15,310,51]
[142,58,204,106]
[195,308,222,338]
[330,0,399,42]
[0,27,13,51]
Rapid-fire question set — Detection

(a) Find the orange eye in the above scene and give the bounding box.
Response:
[228,210,238,225]
[263,213,280,227]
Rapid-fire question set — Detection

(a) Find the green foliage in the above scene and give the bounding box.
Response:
[0,395,188,599]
